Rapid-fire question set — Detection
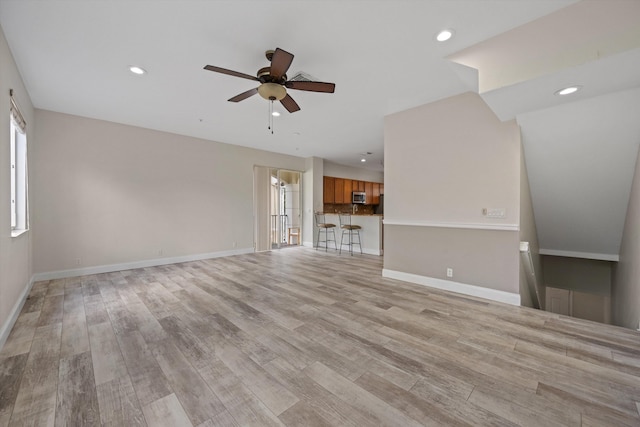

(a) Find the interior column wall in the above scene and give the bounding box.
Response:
[612,145,640,329]
[303,157,323,247]
[383,92,522,300]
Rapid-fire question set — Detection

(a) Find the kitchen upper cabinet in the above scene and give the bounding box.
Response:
[323,176,383,205]
[365,181,373,204]
[373,183,380,204]
[323,176,335,204]
[334,178,345,203]
[343,179,352,203]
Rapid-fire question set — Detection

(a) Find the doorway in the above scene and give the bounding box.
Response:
[271,169,302,249]
[253,166,302,251]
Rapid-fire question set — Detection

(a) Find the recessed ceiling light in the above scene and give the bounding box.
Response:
[129,66,146,75]
[361,158,366,163]
[272,111,280,117]
[555,85,581,96]
[436,29,454,42]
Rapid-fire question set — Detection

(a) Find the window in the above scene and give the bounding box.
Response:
[10,91,28,236]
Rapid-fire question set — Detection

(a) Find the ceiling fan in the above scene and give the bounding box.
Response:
[204,48,335,113]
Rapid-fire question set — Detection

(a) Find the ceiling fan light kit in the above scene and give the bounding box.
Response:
[258,82,286,101]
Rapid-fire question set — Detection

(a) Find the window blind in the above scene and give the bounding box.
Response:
[9,89,26,133]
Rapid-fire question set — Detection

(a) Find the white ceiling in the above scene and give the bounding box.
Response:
[0,0,575,172]
[2,0,640,259]
[518,87,640,259]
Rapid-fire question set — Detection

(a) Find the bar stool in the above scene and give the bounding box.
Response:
[339,214,362,255]
[315,213,337,251]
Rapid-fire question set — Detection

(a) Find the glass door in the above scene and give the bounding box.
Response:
[270,169,301,249]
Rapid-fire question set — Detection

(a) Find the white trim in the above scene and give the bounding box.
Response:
[0,276,35,351]
[383,219,519,231]
[32,248,254,282]
[382,268,521,306]
[539,248,619,262]
[11,229,28,238]
[519,241,530,252]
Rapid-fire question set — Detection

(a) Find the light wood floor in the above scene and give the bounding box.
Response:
[1,247,639,426]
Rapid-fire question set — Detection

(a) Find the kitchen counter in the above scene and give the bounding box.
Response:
[323,214,383,255]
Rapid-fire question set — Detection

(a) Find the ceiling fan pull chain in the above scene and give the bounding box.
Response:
[269,100,274,134]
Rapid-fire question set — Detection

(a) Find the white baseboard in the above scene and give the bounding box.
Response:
[0,276,35,351]
[382,268,521,306]
[32,248,254,282]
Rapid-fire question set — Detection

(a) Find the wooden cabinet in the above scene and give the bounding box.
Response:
[323,176,383,205]
[323,176,335,204]
[343,179,352,203]
[373,182,380,204]
[365,181,373,204]
[334,178,345,203]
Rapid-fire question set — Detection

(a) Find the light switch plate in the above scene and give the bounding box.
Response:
[484,208,506,218]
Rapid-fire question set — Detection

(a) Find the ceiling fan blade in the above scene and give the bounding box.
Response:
[280,94,301,113]
[228,87,259,102]
[204,65,258,81]
[270,48,294,80]
[285,81,336,93]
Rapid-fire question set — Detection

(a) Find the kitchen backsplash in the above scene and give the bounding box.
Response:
[323,203,376,215]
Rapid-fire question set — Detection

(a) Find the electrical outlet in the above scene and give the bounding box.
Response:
[232,241,237,248]
[75,258,81,266]
[446,268,453,278]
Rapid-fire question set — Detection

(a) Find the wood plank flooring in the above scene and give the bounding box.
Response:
[1,247,639,426]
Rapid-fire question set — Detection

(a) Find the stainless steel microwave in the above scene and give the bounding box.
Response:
[352,192,366,204]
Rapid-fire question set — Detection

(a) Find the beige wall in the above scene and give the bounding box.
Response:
[0,25,35,343]
[385,226,519,293]
[323,161,384,183]
[519,140,544,308]
[572,290,610,324]
[612,146,640,329]
[384,92,520,225]
[33,110,305,274]
[383,92,521,297]
[543,255,612,296]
